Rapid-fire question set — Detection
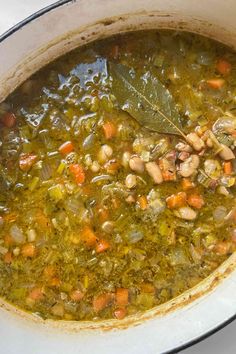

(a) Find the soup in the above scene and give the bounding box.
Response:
[0,31,235,321]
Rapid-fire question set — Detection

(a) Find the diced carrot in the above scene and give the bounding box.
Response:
[214,241,231,255]
[70,289,84,302]
[80,226,98,247]
[3,251,13,264]
[96,239,110,253]
[187,193,205,209]
[181,178,195,191]
[102,121,117,139]
[21,243,36,258]
[81,185,93,197]
[140,283,155,293]
[28,287,44,301]
[161,170,176,181]
[97,207,109,222]
[166,192,187,209]
[4,212,18,223]
[216,59,232,75]
[49,277,61,287]
[104,160,120,175]
[206,78,225,89]
[19,153,37,172]
[43,265,56,278]
[35,210,51,229]
[159,159,176,181]
[116,288,129,307]
[4,234,14,246]
[114,307,127,320]
[69,164,85,184]
[59,141,74,155]
[223,161,232,175]
[92,292,114,312]
[1,112,16,128]
[137,195,148,210]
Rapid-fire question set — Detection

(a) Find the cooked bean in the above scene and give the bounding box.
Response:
[175,142,192,153]
[145,162,163,184]
[125,174,137,189]
[218,144,235,160]
[97,145,113,163]
[122,151,131,168]
[174,206,197,220]
[129,156,144,173]
[101,221,114,234]
[90,161,100,172]
[186,133,205,151]
[179,155,200,177]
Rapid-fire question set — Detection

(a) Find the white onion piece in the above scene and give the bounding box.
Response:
[41,162,52,180]
[10,225,25,244]
[128,230,144,244]
[213,206,227,221]
[66,198,83,215]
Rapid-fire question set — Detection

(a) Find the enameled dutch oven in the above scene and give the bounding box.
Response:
[0,1,236,353]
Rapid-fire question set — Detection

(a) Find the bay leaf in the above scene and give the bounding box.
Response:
[109,62,185,137]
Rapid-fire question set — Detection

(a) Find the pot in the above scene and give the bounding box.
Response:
[0,1,236,353]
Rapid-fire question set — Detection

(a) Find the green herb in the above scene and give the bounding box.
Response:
[216,133,234,147]
[109,63,185,136]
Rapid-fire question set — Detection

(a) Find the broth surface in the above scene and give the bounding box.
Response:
[0,31,236,321]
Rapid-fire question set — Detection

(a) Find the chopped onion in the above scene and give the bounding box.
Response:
[10,224,25,244]
[65,198,83,215]
[169,248,189,265]
[41,162,52,180]
[82,134,95,150]
[91,175,113,183]
[128,230,144,244]
[27,229,37,242]
[213,206,227,222]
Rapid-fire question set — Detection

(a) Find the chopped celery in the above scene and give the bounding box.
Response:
[48,184,65,201]
[57,161,66,174]
[83,275,89,289]
[28,176,39,191]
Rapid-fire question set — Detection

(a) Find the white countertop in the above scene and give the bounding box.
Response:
[0,1,235,353]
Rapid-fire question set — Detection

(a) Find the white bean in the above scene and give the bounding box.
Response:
[97,144,113,163]
[129,156,144,173]
[174,206,197,220]
[122,151,131,168]
[218,144,235,160]
[13,247,20,256]
[145,162,163,184]
[90,161,100,172]
[125,174,137,189]
[101,221,114,234]
[186,132,205,151]
[179,155,200,177]
[206,138,213,148]
[175,142,192,153]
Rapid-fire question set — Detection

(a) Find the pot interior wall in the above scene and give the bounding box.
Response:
[1,7,236,102]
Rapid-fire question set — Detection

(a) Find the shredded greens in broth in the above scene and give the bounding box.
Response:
[0,30,235,321]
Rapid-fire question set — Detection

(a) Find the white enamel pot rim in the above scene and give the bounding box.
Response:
[1,1,236,353]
